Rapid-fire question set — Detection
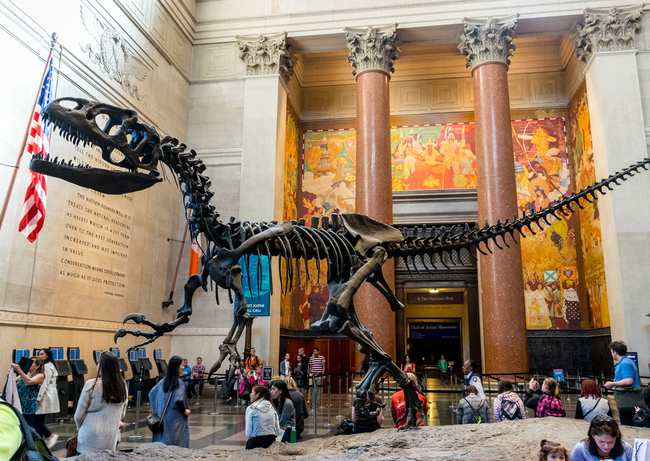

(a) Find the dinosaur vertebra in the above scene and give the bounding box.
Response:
[31,97,650,428]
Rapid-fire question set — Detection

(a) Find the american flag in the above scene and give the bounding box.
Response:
[18,59,54,243]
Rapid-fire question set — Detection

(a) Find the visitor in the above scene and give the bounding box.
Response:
[280,352,292,379]
[35,348,60,448]
[402,354,416,373]
[438,354,449,385]
[293,354,308,401]
[74,352,128,455]
[604,340,641,426]
[524,376,543,412]
[180,358,191,397]
[390,373,428,428]
[239,368,256,405]
[575,379,612,421]
[570,415,633,461]
[270,380,295,442]
[148,356,190,448]
[352,392,384,434]
[13,358,45,431]
[221,365,238,401]
[298,347,307,365]
[462,359,485,399]
[188,357,205,398]
[284,376,309,438]
[633,386,650,427]
[536,378,566,418]
[457,384,490,424]
[245,348,261,371]
[309,347,326,406]
[493,379,525,422]
[245,385,280,450]
[538,440,570,461]
[0,397,21,460]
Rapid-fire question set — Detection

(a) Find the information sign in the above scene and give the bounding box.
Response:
[553,369,565,382]
[408,322,461,340]
[262,366,274,382]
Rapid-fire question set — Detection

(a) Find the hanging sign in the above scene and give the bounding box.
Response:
[234,255,271,316]
[409,322,461,340]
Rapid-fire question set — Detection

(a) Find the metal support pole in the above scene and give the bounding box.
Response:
[325,378,332,427]
[313,377,317,434]
[195,379,202,405]
[209,376,221,416]
[320,374,327,409]
[345,372,350,406]
[129,364,145,440]
[336,375,343,419]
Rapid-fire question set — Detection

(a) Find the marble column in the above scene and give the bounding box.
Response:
[573,6,650,368]
[345,25,399,361]
[236,32,294,370]
[459,15,529,374]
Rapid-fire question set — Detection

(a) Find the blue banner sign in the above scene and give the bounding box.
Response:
[234,255,271,316]
[409,322,461,340]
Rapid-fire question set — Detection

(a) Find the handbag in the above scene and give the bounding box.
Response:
[65,435,77,458]
[147,387,174,434]
[614,387,644,412]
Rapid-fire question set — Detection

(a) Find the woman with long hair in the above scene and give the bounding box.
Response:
[148,355,190,447]
[493,379,526,422]
[536,378,566,418]
[575,379,612,422]
[34,349,60,448]
[245,385,280,449]
[293,355,308,399]
[74,351,128,454]
[13,358,45,432]
[270,380,295,442]
[570,415,633,460]
[402,354,416,373]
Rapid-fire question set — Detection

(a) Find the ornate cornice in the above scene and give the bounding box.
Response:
[236,32,295,82]
[345,24,399,77]
[458,14,518,69]
[573,5,644,62]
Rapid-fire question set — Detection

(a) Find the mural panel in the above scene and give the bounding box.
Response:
[280,111,300,329]
[569,92,609,328]
[512,119,581,330]
[390,124,477,190]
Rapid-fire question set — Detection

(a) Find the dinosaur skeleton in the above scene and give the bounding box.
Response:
[31,97,650,428]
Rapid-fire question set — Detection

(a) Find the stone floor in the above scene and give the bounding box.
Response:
[46,377,611,458]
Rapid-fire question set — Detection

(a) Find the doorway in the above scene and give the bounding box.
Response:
[406,318,463,371]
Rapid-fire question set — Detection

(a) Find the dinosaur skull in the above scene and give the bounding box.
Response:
[29,98,163,194]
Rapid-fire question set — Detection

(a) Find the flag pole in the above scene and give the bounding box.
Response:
[0,32,58,233]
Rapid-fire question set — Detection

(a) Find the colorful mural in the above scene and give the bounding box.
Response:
[390,124,477,190]
[512,119,581,330]
[570,92,609,328]
[299,129,356,330]
[280,111,300,330]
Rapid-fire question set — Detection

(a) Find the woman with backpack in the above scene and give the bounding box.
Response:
[245,385,280,449]
[493,379,526,422]
[575,379,612,422]
[457,385,490,424]
[536,378,566,418]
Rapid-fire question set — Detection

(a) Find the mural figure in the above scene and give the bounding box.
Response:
[33,98,648,429]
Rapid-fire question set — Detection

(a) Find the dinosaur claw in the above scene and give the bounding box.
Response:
[123,313,146,324]
[114,329,128,343]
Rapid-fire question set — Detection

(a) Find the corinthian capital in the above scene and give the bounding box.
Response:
[573,5,644,62]
[345,24,399,77]
[458,14,518,69]
[236,32,295,82]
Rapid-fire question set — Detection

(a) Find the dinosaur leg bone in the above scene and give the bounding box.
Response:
[114,274,203,350]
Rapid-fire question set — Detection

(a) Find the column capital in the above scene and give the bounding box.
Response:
[458,14,518,70]
[236,32,295,82]
[573,5,644,62]
[345,24,399,77]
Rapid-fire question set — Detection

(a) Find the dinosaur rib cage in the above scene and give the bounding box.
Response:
[162,137,650,299]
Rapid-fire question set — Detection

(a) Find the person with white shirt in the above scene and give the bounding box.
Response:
[279,353,292,379]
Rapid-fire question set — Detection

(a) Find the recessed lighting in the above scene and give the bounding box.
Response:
[429,289,439,293]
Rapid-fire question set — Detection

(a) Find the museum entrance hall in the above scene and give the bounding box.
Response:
[2,0,650,459]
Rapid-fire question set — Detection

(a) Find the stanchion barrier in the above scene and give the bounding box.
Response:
[209,375,221,416]
[195,379,202,405]
[129,364,145,440]
[312,377,317,434]
[345,371,350,407]
[325,378,332,428]
[336,375,343,419]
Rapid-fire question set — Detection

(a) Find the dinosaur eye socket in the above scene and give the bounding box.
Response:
[59,99,79,110]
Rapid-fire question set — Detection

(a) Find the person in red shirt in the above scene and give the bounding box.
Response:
[390,373,428,428]
[245,348,261,371]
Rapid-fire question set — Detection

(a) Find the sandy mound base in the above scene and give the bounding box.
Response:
[70,419,650,460]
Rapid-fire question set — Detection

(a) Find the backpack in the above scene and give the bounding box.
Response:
[500,398,522,421]
[462,398,483,424]
[0,400,58,461]
[334,418,354,435]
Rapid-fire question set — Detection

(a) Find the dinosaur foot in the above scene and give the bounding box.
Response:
[114,312,190,351]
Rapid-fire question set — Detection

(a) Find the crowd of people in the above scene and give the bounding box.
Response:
[1,339,648,458]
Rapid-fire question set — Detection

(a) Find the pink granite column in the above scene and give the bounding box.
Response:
[460,15,529,374]
[346,25,399,362]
